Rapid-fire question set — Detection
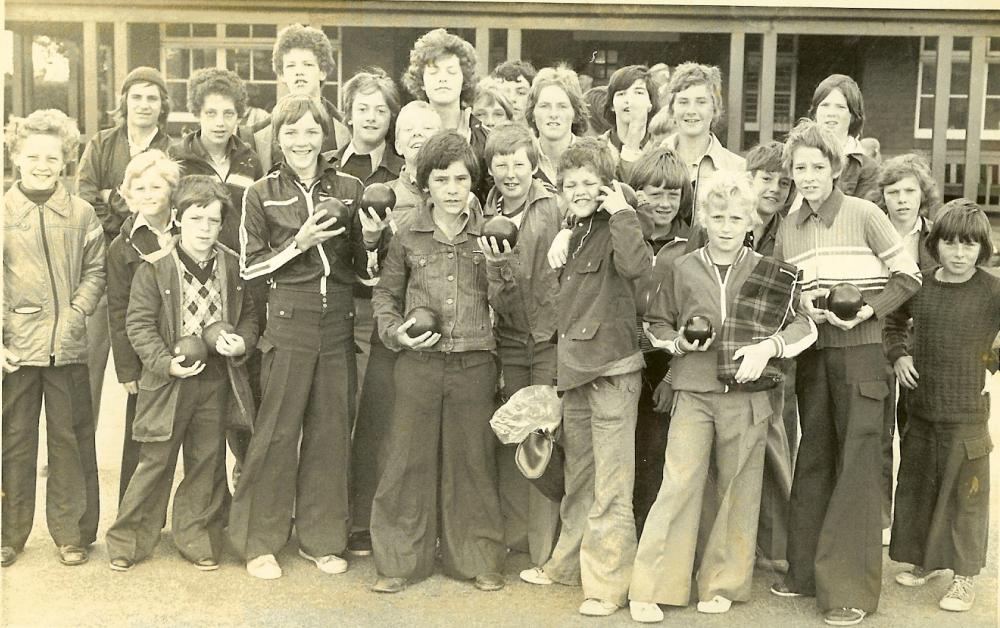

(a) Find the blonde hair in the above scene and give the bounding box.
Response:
[119,149,182,207]
[697,169,761,230]
[5,109,81,162]
[394,101,442,142]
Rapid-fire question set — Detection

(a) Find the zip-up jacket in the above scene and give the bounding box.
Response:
[3,182,106,366]
[484,180,563,344]
[126,245,257,441]
[76,124,171,241]
[646,247,816,393]
[239,155,371,293]
[168,131,263,249]
[556,209,651,391]
[107,213,179,384]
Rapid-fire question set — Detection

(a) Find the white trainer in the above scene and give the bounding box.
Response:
[629,600,664,623]
[519,566,553,585]
[579,599,619,616]
[246,554,282,580]
[298,549,348,575]
[697,596,732,614]
[895,566,946,587]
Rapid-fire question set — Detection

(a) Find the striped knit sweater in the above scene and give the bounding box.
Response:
[774,187,921,348]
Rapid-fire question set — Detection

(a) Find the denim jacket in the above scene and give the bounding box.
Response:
[372,202,495,353]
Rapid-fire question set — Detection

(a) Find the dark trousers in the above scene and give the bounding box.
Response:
[119,392,139,503]
[633,350,671,536]
[2,364,99,550]
[349,325,398,533]
[757,360,797,563]
[370,350,505,581]
[106,371,228,563]
[496,335,561,566]
[228,286,356,560]
[787,344,888,613]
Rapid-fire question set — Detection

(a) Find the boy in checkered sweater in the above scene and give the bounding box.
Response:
[106,176,257,572]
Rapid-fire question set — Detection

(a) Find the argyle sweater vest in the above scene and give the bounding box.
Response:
[176,259,223,337]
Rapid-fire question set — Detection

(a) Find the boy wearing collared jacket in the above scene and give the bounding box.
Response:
[369,131,506,594]
[518,137,650,618]
[106,176,257,572]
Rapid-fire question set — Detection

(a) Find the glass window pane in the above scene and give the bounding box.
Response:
[921,59,936,95]
[948,96,968,129]
[918,95,934,129]
[252,49,275,81]
[987,63,1000,96]
[954,37,972,51]
[226,24,250,38]
[164,48,189,79]
[165,24,189,38]
[607,49,618,64]
[191,49,215,71]
[226,48,251,80]
[595,50,606,64]
[252,25,277,38]
[192,24,216,38]
[168,82,187,112]
[923,36,937,52]
[952,61,970,96]
[984,99,1000,132]
[991,37,1000,53]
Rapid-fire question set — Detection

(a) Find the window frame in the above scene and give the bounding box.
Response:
[914,36,1000,141]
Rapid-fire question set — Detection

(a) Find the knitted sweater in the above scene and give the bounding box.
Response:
[774,188,921,348]
[884,268,1000,424]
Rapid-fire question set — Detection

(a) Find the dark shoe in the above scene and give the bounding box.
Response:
[110,557,135,572]
[371,576,407,594]
[348,530,372,556]
[194,557,219,571]
[474,571,505,591]
[1,546,17,567]
[770,581,803,597]
[58,545,88,566]
[823,607,866,626]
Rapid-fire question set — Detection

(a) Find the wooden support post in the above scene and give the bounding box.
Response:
[475,27,490,74]
[82,21,100,139]
[727,31,745,152]
[759,31,777,144]
[963,36,987,201]
[931,35,953,196]
[11,31,25,117]
[507,28,522,62]
[114,21,129,92]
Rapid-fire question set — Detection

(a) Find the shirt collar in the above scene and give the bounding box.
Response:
[843,135,864,157]
[796,187,844,228]
[341,141,387,173]
[664,132,727,170]
[131,211,176,239]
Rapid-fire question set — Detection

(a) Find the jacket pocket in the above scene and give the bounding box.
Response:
[964,433,994,460]
[853,379,890,437]
[138,368,172,392]
[568,320,600,341]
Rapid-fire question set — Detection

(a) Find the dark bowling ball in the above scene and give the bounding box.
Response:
[482,215,519,250]
[827,282,864,320]
[683,315,714,344]
[619,182,639,209]
[315,197,351,232]
[361,183,396,220]
[405,306,441,338]
[202,320,236,354]
[172,335,209,368]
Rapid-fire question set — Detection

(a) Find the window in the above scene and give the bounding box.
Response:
[914,36,1000,140]
[587,48,619,81]
[743,35,798,139]
[160,23,341,124]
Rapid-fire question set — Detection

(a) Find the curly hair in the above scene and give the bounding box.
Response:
[875,153,940,218]
[492,60,537,85]
[557,136,617,188]
[119,149,182,205]
[525,64,589,137]
[187,67,248,117]
[664,62,725,129]
[809,74,865,138]
[272,24,336,79]
[402,29,478,106]
[5,108,81,162]
[698,169,761,230]
[604,65,659,129]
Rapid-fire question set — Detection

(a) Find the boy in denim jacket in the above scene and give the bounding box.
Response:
[519,137,650,617]
[369,131,505,594]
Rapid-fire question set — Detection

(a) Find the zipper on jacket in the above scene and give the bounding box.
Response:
[38,205,61,357]
[295,178,331,296]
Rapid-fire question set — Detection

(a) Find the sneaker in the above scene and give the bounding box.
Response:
[348,530,372,556]
[246,554,282,580]
[58,545,88,566]
[823,607,867,626]
[895,566,946,587]
[697,596,732,614]
[629,601,664,623]
[579,599,619,616]
[519,566,553,585]
[770,581,803,597]
[1,547,16,568]
[939,576,975,612]
[298,548,348,575]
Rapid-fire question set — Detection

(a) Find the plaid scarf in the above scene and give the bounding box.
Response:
[717,256,801,392]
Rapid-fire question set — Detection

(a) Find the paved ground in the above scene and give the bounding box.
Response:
[2,346,998,628]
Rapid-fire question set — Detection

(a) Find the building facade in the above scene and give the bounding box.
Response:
[5,0,1000,208]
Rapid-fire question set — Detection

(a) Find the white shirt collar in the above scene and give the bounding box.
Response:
[341,141,386,173]
[131,211,176,242]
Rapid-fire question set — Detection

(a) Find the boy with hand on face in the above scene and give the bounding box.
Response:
[477,122,563,567]
[369,131,506,595]
[107,175,257,573]
[770,119,920,627]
